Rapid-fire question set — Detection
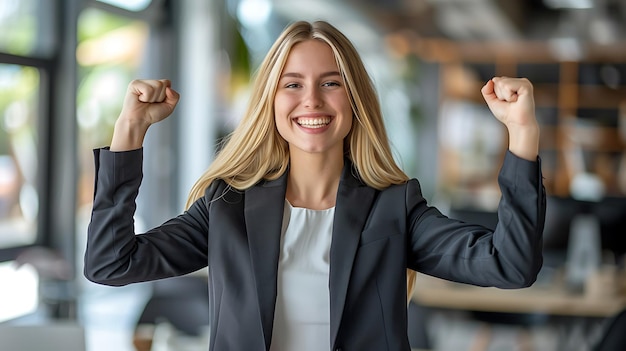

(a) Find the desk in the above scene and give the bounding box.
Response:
[412,273,626,318]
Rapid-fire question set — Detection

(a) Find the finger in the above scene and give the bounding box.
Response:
[133,80,168,103]
[492,77,519,102]
[159,79,171,88]
[133,80,157,103]
[156,79,171,102]
[148,80,168,103]
[156,86,167,103]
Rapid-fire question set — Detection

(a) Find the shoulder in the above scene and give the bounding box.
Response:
[377,179,427,214]
[203,179,242,203]
[378,179,420,195]
[370,180,418,211]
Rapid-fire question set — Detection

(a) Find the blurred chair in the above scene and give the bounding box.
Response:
[133,275,209,351]
[0,322,86,351]
[136,275,209,335]
[15,246,77,319]
[592,308,626,351]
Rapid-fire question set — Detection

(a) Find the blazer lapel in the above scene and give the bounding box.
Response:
[329,162,377,347]
[245,174,287,350]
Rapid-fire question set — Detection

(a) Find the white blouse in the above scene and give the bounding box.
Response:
[269,200,334,351]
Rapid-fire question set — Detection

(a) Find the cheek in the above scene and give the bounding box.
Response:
[336,98,354,134]
[334,94,353,118]
[273,110,290,140]
[274,117,288,135]
[341,117,353,137]
[274,93,293,113]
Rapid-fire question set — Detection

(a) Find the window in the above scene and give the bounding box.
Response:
[0,0,166,324]
[0,0,53,322]
[0,64,40,249]
[0,0,57,57]
[0,0,59,262]
[75,7,149,218]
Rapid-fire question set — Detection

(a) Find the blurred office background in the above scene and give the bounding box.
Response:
[0,0,625,350]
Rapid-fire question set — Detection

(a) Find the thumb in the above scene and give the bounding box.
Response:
[481,79,501,109]
[163,86,180,109]
[481,79,497,103]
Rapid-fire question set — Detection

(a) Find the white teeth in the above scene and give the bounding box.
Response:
[296,117,331,128]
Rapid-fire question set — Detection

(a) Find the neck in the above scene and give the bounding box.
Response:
[286,150,344,210]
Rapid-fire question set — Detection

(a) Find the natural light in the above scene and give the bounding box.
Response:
[0,260,38,322]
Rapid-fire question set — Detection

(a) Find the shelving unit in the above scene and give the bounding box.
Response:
[412,39,626,203]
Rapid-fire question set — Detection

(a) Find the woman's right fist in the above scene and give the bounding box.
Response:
[119,79,180,126]
[110,79,180,151]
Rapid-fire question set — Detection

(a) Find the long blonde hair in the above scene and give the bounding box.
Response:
[185,20,416,298]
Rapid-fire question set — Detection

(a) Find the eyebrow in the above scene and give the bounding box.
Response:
[280,71,341,79]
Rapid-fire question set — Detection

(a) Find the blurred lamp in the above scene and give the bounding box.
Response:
[237,0,272,27]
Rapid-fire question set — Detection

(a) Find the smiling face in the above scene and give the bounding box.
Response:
[274,39,353,158]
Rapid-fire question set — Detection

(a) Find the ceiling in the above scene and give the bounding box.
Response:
[347,0,625,44]
[260,0,626,62]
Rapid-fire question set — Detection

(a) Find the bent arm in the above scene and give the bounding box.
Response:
[84,148,210,286]
[408,151,546,288]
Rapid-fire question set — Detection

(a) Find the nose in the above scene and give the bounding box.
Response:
[303,86,323,108]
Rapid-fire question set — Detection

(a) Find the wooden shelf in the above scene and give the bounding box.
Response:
[577,86,626,108]
[427,41,626,199]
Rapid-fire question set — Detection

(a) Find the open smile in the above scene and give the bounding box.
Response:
[295,116,332,129]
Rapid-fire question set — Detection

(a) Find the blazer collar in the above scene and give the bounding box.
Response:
[244,160,377,349]
[244,173,287,350]
[329,161,377,346]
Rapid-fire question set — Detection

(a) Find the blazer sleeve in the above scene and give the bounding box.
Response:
[407,150,546,288]
[84,148,212,286]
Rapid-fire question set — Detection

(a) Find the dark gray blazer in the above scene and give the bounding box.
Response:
[85,148,545,351]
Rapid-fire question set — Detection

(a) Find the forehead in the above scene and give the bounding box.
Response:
[282,39,338,71]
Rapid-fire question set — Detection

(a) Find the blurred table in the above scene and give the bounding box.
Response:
[412,272,626,318]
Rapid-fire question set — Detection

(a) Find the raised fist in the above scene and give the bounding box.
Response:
[110,79,180,151]
[119,79,180,126]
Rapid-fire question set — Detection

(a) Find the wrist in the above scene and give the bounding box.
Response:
[507,123,540,161]
[110,118,150,151]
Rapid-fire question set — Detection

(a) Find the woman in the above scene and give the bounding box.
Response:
[85,20,545,351]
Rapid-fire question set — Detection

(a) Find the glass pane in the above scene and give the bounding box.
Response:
[76,8,148,217]
[0,64,39,249]
[0,0,56,56]
[76,9,151,349]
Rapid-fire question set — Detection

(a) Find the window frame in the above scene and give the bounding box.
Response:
[0,53,54,262]
[0,0,169,262]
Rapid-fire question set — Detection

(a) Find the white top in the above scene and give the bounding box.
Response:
[269,200,334,351]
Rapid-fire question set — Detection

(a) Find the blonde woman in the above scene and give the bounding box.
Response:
[85,21,545,351]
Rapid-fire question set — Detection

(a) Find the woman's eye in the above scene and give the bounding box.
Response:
[322,81,340,87]
[285,83,300,88]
